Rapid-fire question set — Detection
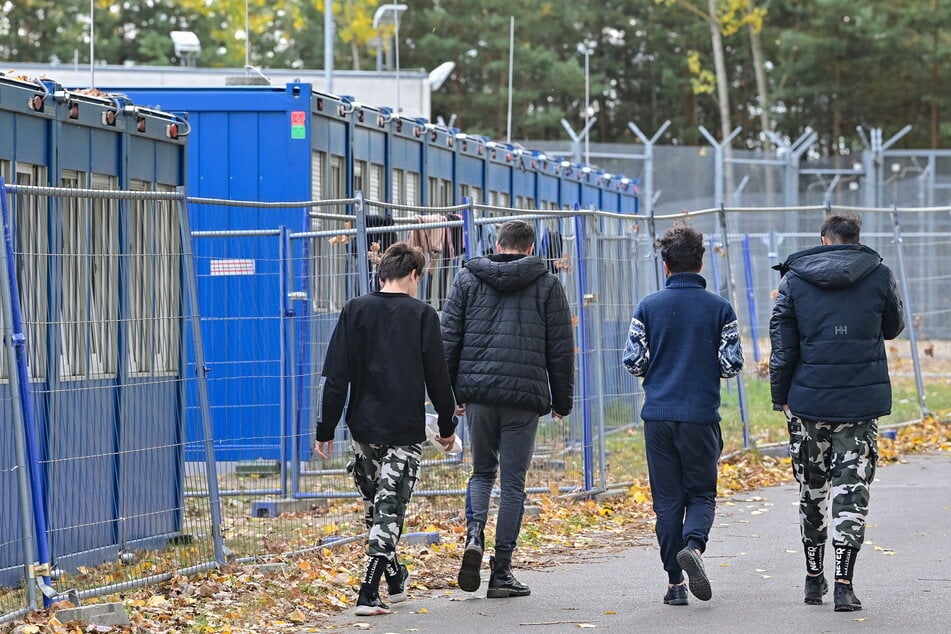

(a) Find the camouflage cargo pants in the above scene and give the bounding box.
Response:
[349,441,423,560]
[788,416,878,550]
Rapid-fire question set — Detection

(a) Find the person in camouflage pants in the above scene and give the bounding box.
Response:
[314,242,458,616]
[770,214,903,612]
[349,442,423,560]
[787,415,878,568]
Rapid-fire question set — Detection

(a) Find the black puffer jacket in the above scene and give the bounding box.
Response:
[769,244,904,422]
[441,254,575,415]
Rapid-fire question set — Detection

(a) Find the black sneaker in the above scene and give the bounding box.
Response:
[804,574,828,605]
[663,583,688,606]
[676,548,712,601]
[355,590,391,616]
[385,563,410,604]
[833,582,862,612]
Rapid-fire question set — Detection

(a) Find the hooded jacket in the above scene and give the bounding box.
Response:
[441,253,575,415]
[769,244,904,422]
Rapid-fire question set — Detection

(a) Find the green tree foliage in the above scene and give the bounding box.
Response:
[2,1,950,152]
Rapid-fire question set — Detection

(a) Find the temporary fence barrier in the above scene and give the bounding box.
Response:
[0,183,222,623]
[2,185,947,623]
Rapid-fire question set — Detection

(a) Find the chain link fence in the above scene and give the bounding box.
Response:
[2,183,948,623]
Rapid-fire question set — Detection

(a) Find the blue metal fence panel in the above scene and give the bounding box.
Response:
[1,74,190,590]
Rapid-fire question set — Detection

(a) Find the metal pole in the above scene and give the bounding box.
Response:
[583,49,590,164]
[572,211,594,491]
[890,207,931,419]
[506,17,514,144]
[324,0,334,93]
[89,0,95,88]
[245,0,250,69]
[0,178,39,608]
[355,191,370,295]
[461,196,477,257]
[278,227,289,498]
[742,234,760,363]
[176,191,227,565]
[589,220,607,491]
[286,228,303,498]
[647,208,661,291]
[717,206,751,449]
[394,12,401,113]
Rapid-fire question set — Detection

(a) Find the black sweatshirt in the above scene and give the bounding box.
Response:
[315,292,457,444]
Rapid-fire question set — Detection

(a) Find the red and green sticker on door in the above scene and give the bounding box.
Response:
[291,111,306,139]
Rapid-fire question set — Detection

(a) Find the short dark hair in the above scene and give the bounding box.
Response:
[497,220,535,252]
[820,214,861,244]
[377,241,425,282]
[657,223,704,273]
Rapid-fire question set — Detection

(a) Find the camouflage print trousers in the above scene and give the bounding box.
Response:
[788,416,878,550]
[348,441,423,561]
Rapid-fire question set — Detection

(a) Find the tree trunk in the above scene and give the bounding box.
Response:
[747,0,773,202]
[708,0,735,205]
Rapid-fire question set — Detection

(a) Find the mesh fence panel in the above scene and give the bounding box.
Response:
[3,185,948,621]
[0,186,220,610]
[0,388,28,618]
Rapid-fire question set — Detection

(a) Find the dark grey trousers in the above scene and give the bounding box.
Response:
[464,403,539,557]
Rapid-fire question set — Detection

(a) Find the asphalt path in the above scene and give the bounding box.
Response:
[324,452,951,633]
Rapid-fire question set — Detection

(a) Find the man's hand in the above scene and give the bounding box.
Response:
[455,403,466,416]
[552,410,566,421]
[435,433,457,450]
[314,440,334,459]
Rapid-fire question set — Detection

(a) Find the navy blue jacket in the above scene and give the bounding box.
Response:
[623,272,744,424]
[769,244,904,423]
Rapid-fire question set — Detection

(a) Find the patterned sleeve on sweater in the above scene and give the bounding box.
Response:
[622,317,650,377]
[718,319,744,378]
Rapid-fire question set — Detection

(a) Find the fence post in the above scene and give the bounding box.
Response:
[890,207,931,419]
[461,196,477,258]
[647,207,662,291]
[717,206,752,449]
[742,235,761,363]
[588,213,607,492]
[354,191,370,296]
[279,226,290,499]
[0,178,39,609]
[176,192,227,565]
[572,210,594,491]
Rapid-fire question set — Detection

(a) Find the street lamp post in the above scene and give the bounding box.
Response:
[577,43,595,164]
[373,4,409,113]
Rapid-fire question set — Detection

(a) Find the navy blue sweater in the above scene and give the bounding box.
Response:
[623,273,744,424]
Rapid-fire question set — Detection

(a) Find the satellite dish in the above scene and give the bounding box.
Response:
[429,61,456,91]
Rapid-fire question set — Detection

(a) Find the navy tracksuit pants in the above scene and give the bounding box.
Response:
[645,419,723,584]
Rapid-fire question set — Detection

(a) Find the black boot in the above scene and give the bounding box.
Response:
[355,556,390,616]
[457,522,484,592]
[487,555,530,598]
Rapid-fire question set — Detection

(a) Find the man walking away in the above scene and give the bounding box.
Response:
[442,220,575,598]
[770,214,904,612]
[314,242,458,616]
[623,223,744,606]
